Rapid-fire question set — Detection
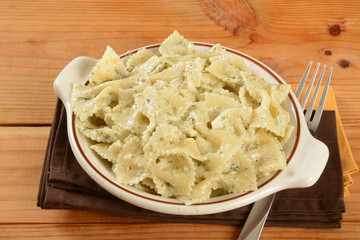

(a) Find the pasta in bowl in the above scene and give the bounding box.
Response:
[54,31,329,215]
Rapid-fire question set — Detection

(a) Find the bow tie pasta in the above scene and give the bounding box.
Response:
[71,31,293,205]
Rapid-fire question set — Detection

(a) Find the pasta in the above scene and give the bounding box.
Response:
[71,31,293,205]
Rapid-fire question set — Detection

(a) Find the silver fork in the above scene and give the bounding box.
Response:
[237,61,333,240]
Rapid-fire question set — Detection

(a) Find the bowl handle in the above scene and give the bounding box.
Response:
[281,133,329,189]
[53,57,97,108]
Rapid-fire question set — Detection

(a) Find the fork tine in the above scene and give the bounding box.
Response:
[304,64,326,123]
[295,61,313,99]
[308,67,333,133]
[300,62,320,110]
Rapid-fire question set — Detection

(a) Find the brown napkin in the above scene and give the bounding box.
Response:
[37,99,345,228]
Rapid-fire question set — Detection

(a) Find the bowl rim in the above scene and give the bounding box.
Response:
[70,42,302,207]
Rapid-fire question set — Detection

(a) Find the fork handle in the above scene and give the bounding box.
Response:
[237,194,275,240]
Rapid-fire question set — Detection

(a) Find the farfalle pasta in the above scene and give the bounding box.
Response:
[71,31,293,205]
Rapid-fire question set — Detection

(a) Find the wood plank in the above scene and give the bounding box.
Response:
[0,223,239,240]
[0,222,359,239]
[0,0,360,124]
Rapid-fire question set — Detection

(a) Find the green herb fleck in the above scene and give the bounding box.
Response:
[165,182,174,188]
[230,163,238,171]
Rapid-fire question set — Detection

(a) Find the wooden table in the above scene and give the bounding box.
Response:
[1,0,359,239]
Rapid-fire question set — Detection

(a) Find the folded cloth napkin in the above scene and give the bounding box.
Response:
[38,96,348,228]
[322,87,358,196]
[294,86,358,196]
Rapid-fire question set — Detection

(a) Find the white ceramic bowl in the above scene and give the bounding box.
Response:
[53,43,329,215]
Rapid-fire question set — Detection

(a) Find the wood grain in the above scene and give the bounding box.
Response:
[2,222,360,240]
[0,0,359,239]
[0,0,359,126]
